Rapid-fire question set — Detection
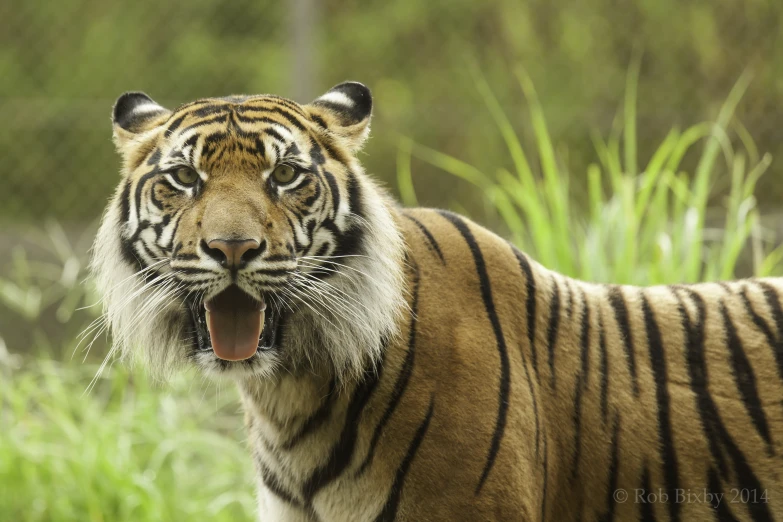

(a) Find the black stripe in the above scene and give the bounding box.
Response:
[233,114,292,131]
[740,284,780,342]
[263,127,286,143]
[119,178,132,225]
[171,241,183,258]
[641,293,680,522]
[356,262,420,476]
[318,135,346,164]
[673,287,728,477]
[511,246,541,459]
[282,379,337,450]
[672,287,781,522]
[172,253,199,262]
[266,106,308,131]
[708,467,740,521]
[571,287,591,481]
[608,286,640,396]
[165,114,188,135]
[310,113,329,129]
[598,308,610,425]
[754,281,783,381]
[179,113,229,134]
[403,214,445,264]
[639,465,658,522]
[331,173,366,259]
[129,218,150,243]
[139,237,161,263]
[322,171,341,216]
[598,414,621,522]
[188,103,232,118]
[373,395,435,522]
[740,286,780,370]
[133,169,161,231]
[301,350,385,503]
[309,137,326,165]
[546,276,561,388]
[162,211,184,252]
[564,278,574,318]
[173,266,216,276]
[438,211,510,495]
[516,252,539,382]
[146,148,162,166]
[719,301,773,452]
[267,97,309,118]
[200,132,228,160]
[120,238,143,271]
[241,97,308,118]
[256,457,301,508]
[284,214,306,252]
[254,137,267,159]
[118,180,144,270]
[346,170,364,219]
[234,108,307,132]
[578,288,592,386]
[149,180,167,211]
[180,134,200,163]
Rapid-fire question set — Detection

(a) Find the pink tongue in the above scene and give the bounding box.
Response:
[205,287,265,361]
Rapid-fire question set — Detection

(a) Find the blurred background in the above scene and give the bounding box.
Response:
[1,1,782,520]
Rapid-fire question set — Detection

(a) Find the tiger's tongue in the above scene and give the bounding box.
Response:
[204,286,265,361]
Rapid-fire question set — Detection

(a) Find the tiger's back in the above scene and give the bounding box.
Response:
[395,207,783,521]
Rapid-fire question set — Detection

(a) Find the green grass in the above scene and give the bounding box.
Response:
[399,63,782,284]
[0,357,256,522]
[3,66,782,521]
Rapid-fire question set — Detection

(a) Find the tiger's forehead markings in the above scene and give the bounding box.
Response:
[151,94,348,173]
[170,96,308,127]
[166,104,305,153]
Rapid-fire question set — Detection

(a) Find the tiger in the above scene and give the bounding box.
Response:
[91,81,783,522]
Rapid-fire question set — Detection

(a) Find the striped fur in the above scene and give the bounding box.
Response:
[93,84,783,521]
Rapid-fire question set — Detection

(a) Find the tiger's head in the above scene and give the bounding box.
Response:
[91,83,406,381]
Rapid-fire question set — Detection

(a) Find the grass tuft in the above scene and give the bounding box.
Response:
[0,358,256,522]
[405,65,779,285]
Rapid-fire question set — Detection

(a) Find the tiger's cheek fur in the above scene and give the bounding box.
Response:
[92,189,192,377]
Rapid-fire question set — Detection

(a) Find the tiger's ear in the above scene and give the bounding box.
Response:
[307,82,372,153]
[111,92,171,149]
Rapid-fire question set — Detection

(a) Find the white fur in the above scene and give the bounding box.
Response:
[129,103,165,116]
[315,91,354,108]
[91,191,189,380]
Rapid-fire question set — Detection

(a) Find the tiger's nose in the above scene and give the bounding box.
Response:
[204,239,263,270]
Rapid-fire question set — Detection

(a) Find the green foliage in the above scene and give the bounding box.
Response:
[0,222,100,357]
[3,0,783,222]
[0,359,255,522]
[401,66,782,285]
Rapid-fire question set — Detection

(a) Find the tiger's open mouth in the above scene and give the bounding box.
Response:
[188,285,281,361]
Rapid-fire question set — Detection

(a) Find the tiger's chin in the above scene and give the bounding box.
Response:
[185,285,286,380]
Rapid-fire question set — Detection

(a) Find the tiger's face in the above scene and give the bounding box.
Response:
[92,83,405,380]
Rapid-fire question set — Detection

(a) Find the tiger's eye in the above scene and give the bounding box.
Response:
[174,167,199,186]
[272,164,296,184]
